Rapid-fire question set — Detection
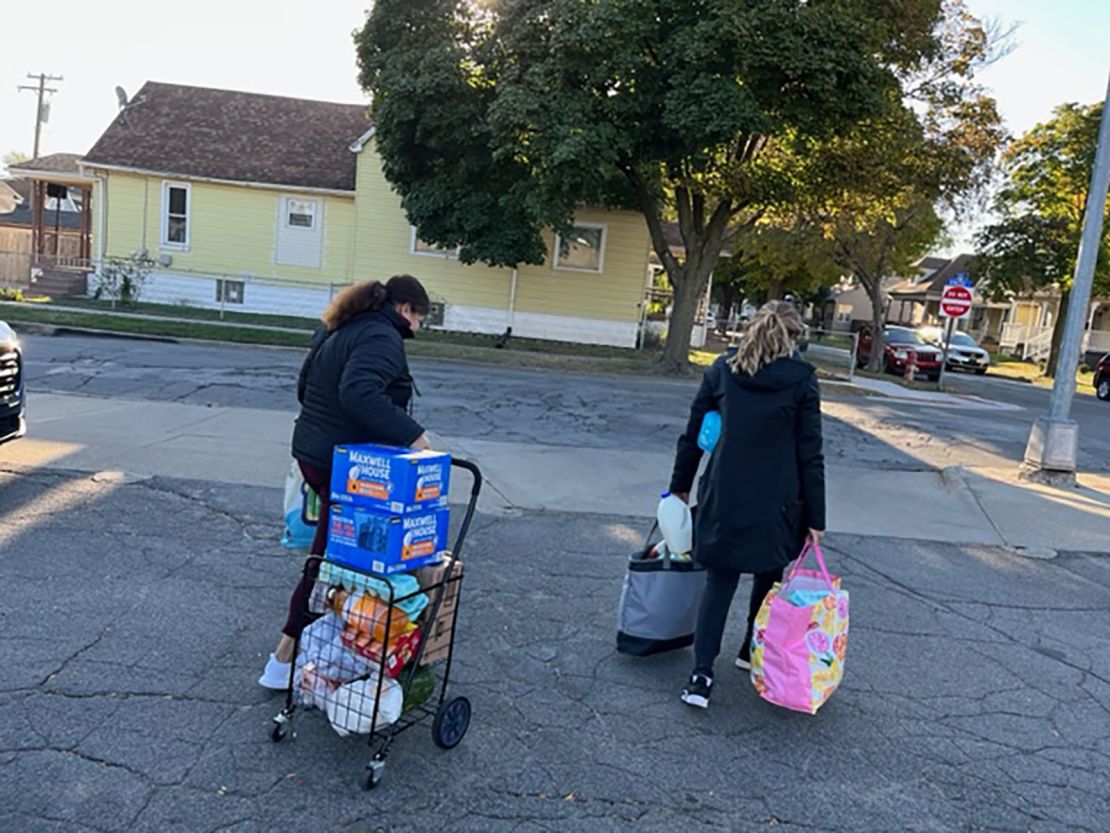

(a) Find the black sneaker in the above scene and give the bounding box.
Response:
[735,639,752,671]
[681,673,713,709]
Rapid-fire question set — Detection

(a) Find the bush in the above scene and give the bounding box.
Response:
[0,287,25,302]
[94,253,154,308]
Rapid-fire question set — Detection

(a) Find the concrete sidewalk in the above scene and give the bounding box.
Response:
[5,391,1107,554]
[845,375,1024,411]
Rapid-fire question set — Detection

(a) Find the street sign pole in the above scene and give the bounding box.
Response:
[938,316,954,391]
[938,273,973,390]
[1024,69,1110,482]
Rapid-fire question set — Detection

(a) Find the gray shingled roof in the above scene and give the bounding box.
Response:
[10,153,83,174]
[83,82,370,192]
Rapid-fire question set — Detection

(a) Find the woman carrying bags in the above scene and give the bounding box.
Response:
[258,274,433,689]
[670,301,826,709]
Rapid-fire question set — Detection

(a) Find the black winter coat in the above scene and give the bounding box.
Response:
[291,306,424,469]
[669,353,826,574]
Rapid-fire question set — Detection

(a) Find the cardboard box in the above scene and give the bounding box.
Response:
[417,557,464,665]
[331,444,451,514]
[326,504,448,576]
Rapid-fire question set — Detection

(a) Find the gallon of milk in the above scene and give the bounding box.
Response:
[656,493,693,555]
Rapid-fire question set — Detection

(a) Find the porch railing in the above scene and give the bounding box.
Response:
[31,253,95,273]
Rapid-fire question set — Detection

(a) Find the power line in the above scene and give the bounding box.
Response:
[16,72,64,159]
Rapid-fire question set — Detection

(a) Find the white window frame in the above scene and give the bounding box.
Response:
[160,181,191,251]
[553,222,607,274]
[284,197,318,230]
[409,226,459,259]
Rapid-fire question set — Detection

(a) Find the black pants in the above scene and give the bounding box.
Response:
[693,566,784,677]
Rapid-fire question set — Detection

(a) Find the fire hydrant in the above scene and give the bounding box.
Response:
[903,350,918,382]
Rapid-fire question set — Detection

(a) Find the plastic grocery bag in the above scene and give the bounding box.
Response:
[280,460,320,550]
[749,543,849,715]
[326,675,403,736]
[295,614,371,710]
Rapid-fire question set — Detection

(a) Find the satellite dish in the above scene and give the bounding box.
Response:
[115,86,129,110]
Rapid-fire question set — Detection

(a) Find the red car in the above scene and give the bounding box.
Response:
[857,327,944,382]
[1096,353,1109,402]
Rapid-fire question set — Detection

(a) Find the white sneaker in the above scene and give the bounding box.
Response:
[258,653,292,690]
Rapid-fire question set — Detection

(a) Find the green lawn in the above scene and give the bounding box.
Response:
[988,356,1095,394]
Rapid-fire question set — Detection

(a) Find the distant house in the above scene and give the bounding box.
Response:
[0,161,89,290]
[887,254,1008,346]
[886,253,1110,362]
[72,81,654,347]
[817,256,945,333]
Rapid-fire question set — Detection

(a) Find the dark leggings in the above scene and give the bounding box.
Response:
[281,461,332,639]
[693,566,784,677]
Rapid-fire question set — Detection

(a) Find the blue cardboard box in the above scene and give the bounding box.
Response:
[331,444,451,515]
[325,503,448,576]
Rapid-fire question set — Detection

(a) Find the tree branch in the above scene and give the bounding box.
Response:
[623,166,683,285]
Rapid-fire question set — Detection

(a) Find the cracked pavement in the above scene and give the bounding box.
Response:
[17,333,1110,472]
[2,466,1109,833]
[2,332,1109,832]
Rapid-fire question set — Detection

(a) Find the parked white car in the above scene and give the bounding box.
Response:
[943,331,991,375]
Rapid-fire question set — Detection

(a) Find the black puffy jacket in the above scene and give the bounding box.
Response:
[291,306,424,469]
[670,352,826,574]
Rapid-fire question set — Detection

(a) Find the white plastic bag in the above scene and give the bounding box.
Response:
[281,460,319,550]
[325,675,403,736]
[295,614,371,710]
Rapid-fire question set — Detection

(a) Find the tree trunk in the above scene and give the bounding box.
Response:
[1045,289,1070,378]
[662,268,709,371]
[765,277,785,301]
[865,276,887,372]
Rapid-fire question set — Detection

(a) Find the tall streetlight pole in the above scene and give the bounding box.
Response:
[1023,69,1110,483]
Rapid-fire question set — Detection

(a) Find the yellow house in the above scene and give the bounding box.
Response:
[78,82,653,347]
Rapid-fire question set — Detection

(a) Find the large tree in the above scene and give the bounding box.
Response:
[788,5,1004,371]
[356,0,960,370]
[976,102,1110,377]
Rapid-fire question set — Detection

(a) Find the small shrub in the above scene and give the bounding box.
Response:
[94,253,154,308]
[0,287,25,302]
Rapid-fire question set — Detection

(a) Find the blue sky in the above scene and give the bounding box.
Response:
[0,0,1106,247]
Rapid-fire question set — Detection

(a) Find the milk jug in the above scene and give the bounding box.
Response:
[657,493,693,556]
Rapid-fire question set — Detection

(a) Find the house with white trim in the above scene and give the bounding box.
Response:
[58,81,655,348]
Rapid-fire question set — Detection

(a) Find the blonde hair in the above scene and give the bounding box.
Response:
[729,301,805,376]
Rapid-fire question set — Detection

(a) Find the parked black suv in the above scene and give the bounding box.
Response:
[0,321,26,444]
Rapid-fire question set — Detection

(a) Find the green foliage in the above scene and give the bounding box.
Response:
[94,253,155,308]
[977,102,1110,299]
[2,150,30,168]
[356,0,958,368]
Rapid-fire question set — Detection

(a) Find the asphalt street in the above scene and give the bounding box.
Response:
[2,468,1109,833]
[14,332,1110,472]
[2,330,1109,833]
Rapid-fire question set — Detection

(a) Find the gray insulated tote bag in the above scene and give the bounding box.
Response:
[616,524,706,656]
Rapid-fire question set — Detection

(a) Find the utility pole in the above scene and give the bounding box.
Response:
[17,72,63,159]
[1023,69,1110,483]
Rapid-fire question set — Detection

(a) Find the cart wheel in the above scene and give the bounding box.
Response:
[363,760,385,791]
[270,723,287,743]
[432,696,471,750]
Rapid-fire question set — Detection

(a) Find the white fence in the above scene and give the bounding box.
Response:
[1000,323,1110,361]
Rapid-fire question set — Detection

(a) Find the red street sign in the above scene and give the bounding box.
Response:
[940,285,973,319]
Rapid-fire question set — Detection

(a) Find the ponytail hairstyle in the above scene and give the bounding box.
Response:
[728,300,805,377]
[321,274,431,331]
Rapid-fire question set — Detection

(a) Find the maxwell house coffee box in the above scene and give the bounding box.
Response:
[326,503,448,575]
[331,444,451,515]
